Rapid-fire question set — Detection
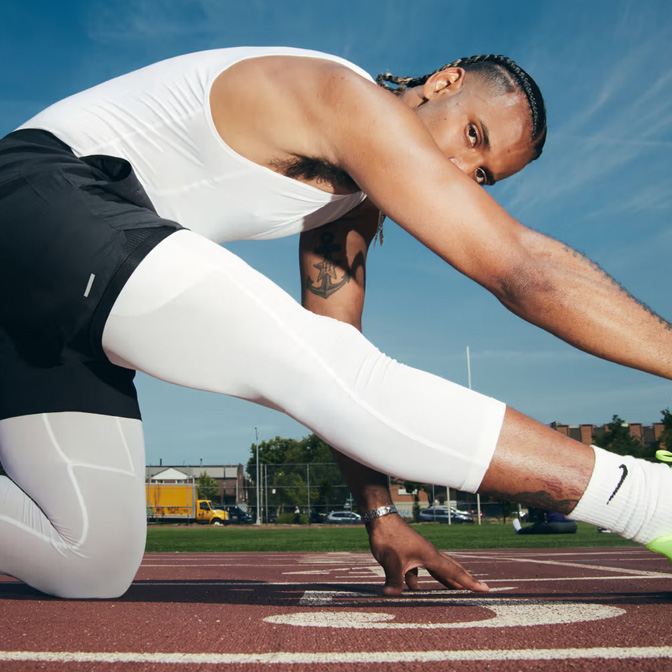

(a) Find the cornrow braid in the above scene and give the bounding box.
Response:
[376,54,547,159]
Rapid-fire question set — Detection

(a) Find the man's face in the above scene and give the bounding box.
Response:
[413,77,535,186]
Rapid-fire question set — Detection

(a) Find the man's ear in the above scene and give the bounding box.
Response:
[422,67,466,101]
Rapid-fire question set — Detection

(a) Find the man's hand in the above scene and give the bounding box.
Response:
[326,450,488,596]
[367,513,489,596]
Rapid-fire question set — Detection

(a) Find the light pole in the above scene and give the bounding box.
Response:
[467,346,482,526]
[306,463,311,524]
[255,427,261,525]
[264,462,268,524]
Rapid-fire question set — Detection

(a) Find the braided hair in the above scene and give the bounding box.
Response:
[376,55,547,160]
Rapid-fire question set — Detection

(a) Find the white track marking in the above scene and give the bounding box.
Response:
[451,549,647,558]
[454,552,671,577]
[273,592,624,629]
[280,569,336,575]
[0,573,667,591]
[142,564,310,568]
[298,588,514,606]
[1,647,671,664]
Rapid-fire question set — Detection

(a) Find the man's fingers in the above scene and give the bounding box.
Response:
[404,567,420,591]
[382,577,405,596]
[381,554,406,597]
[427,553,490,592]
[369,516,487,596]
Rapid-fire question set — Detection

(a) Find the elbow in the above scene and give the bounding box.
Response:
[493,262,555,315]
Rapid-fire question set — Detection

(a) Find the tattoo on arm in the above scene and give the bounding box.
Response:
[561,244,672,331]
[306,231,357,299]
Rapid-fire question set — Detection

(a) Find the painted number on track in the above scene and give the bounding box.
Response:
[265,591,624,630]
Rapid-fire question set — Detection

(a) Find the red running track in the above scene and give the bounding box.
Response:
[1,546,671,670]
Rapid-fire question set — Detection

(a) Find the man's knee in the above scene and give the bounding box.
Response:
[52,512,146,599]
[53,540,144,599]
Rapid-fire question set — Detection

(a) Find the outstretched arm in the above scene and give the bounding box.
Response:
[312,68,671,379]
[299,200,488,594]
[213,55,669,377]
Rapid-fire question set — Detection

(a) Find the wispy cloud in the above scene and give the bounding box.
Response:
[586,187,672,221]
[85,0,214,42]
[495,18,672,221]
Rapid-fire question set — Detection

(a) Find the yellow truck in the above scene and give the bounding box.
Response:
[146,483,229,525]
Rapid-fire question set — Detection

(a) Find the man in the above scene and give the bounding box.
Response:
[0,47,670,599]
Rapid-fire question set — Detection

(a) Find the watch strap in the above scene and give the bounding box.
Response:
[362,504,398,524]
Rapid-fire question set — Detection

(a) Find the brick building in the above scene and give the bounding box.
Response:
[549,420,666,447]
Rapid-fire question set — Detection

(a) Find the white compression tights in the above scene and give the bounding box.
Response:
[0,229,505,598]
[102,230,506,488]
[0,413,146,598]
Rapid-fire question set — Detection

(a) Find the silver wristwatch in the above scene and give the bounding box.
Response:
[362,504,398,524]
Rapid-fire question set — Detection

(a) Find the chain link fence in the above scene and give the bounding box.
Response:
[244,462,352,523]
[146,461,520,524]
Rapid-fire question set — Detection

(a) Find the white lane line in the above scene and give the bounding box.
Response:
[452,550,647,557]
[454,553,672,578]
[141,564,309,568]
[1,647,671,665]
[1,573,668,593]
[127,575,672,586]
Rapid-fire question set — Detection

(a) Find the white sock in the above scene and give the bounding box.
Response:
[570,445,672,544]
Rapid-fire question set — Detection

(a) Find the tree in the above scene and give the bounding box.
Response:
[197,472,219,502]
[593,414,648,459]
[247,434,349,517]
[247,436,302,483]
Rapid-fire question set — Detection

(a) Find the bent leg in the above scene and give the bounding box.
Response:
[0,412,146,598]
[481,407,594,512]
[481,407,672,547]
[103,231,672,551]
[103,230,504,492]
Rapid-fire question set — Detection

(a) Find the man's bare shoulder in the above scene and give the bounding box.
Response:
[209,54,375,140]
[211,55,404,145]
[210,55,403,192]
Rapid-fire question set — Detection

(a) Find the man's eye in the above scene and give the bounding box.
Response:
[467,125,478,147]
[475,168,487,185]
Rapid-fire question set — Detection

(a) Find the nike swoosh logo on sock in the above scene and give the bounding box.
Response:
[607,464,628,504]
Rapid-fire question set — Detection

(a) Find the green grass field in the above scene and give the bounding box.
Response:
[145,521,637,553]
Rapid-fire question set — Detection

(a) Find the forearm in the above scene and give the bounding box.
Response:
[299,207,393,512]
[505,230,672,379]
[330,448,393,511]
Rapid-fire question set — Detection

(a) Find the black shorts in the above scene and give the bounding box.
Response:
[0,129,183,421]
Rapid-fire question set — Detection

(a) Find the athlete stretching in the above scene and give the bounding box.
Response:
[0,47,670,599]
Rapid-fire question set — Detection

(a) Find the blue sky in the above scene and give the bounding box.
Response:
[2,0,670,467]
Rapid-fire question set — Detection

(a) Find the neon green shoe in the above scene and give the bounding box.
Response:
[645,451,672,563]
[646,534,672,562]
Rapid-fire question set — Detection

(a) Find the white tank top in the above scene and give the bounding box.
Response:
[19,47,372,243]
